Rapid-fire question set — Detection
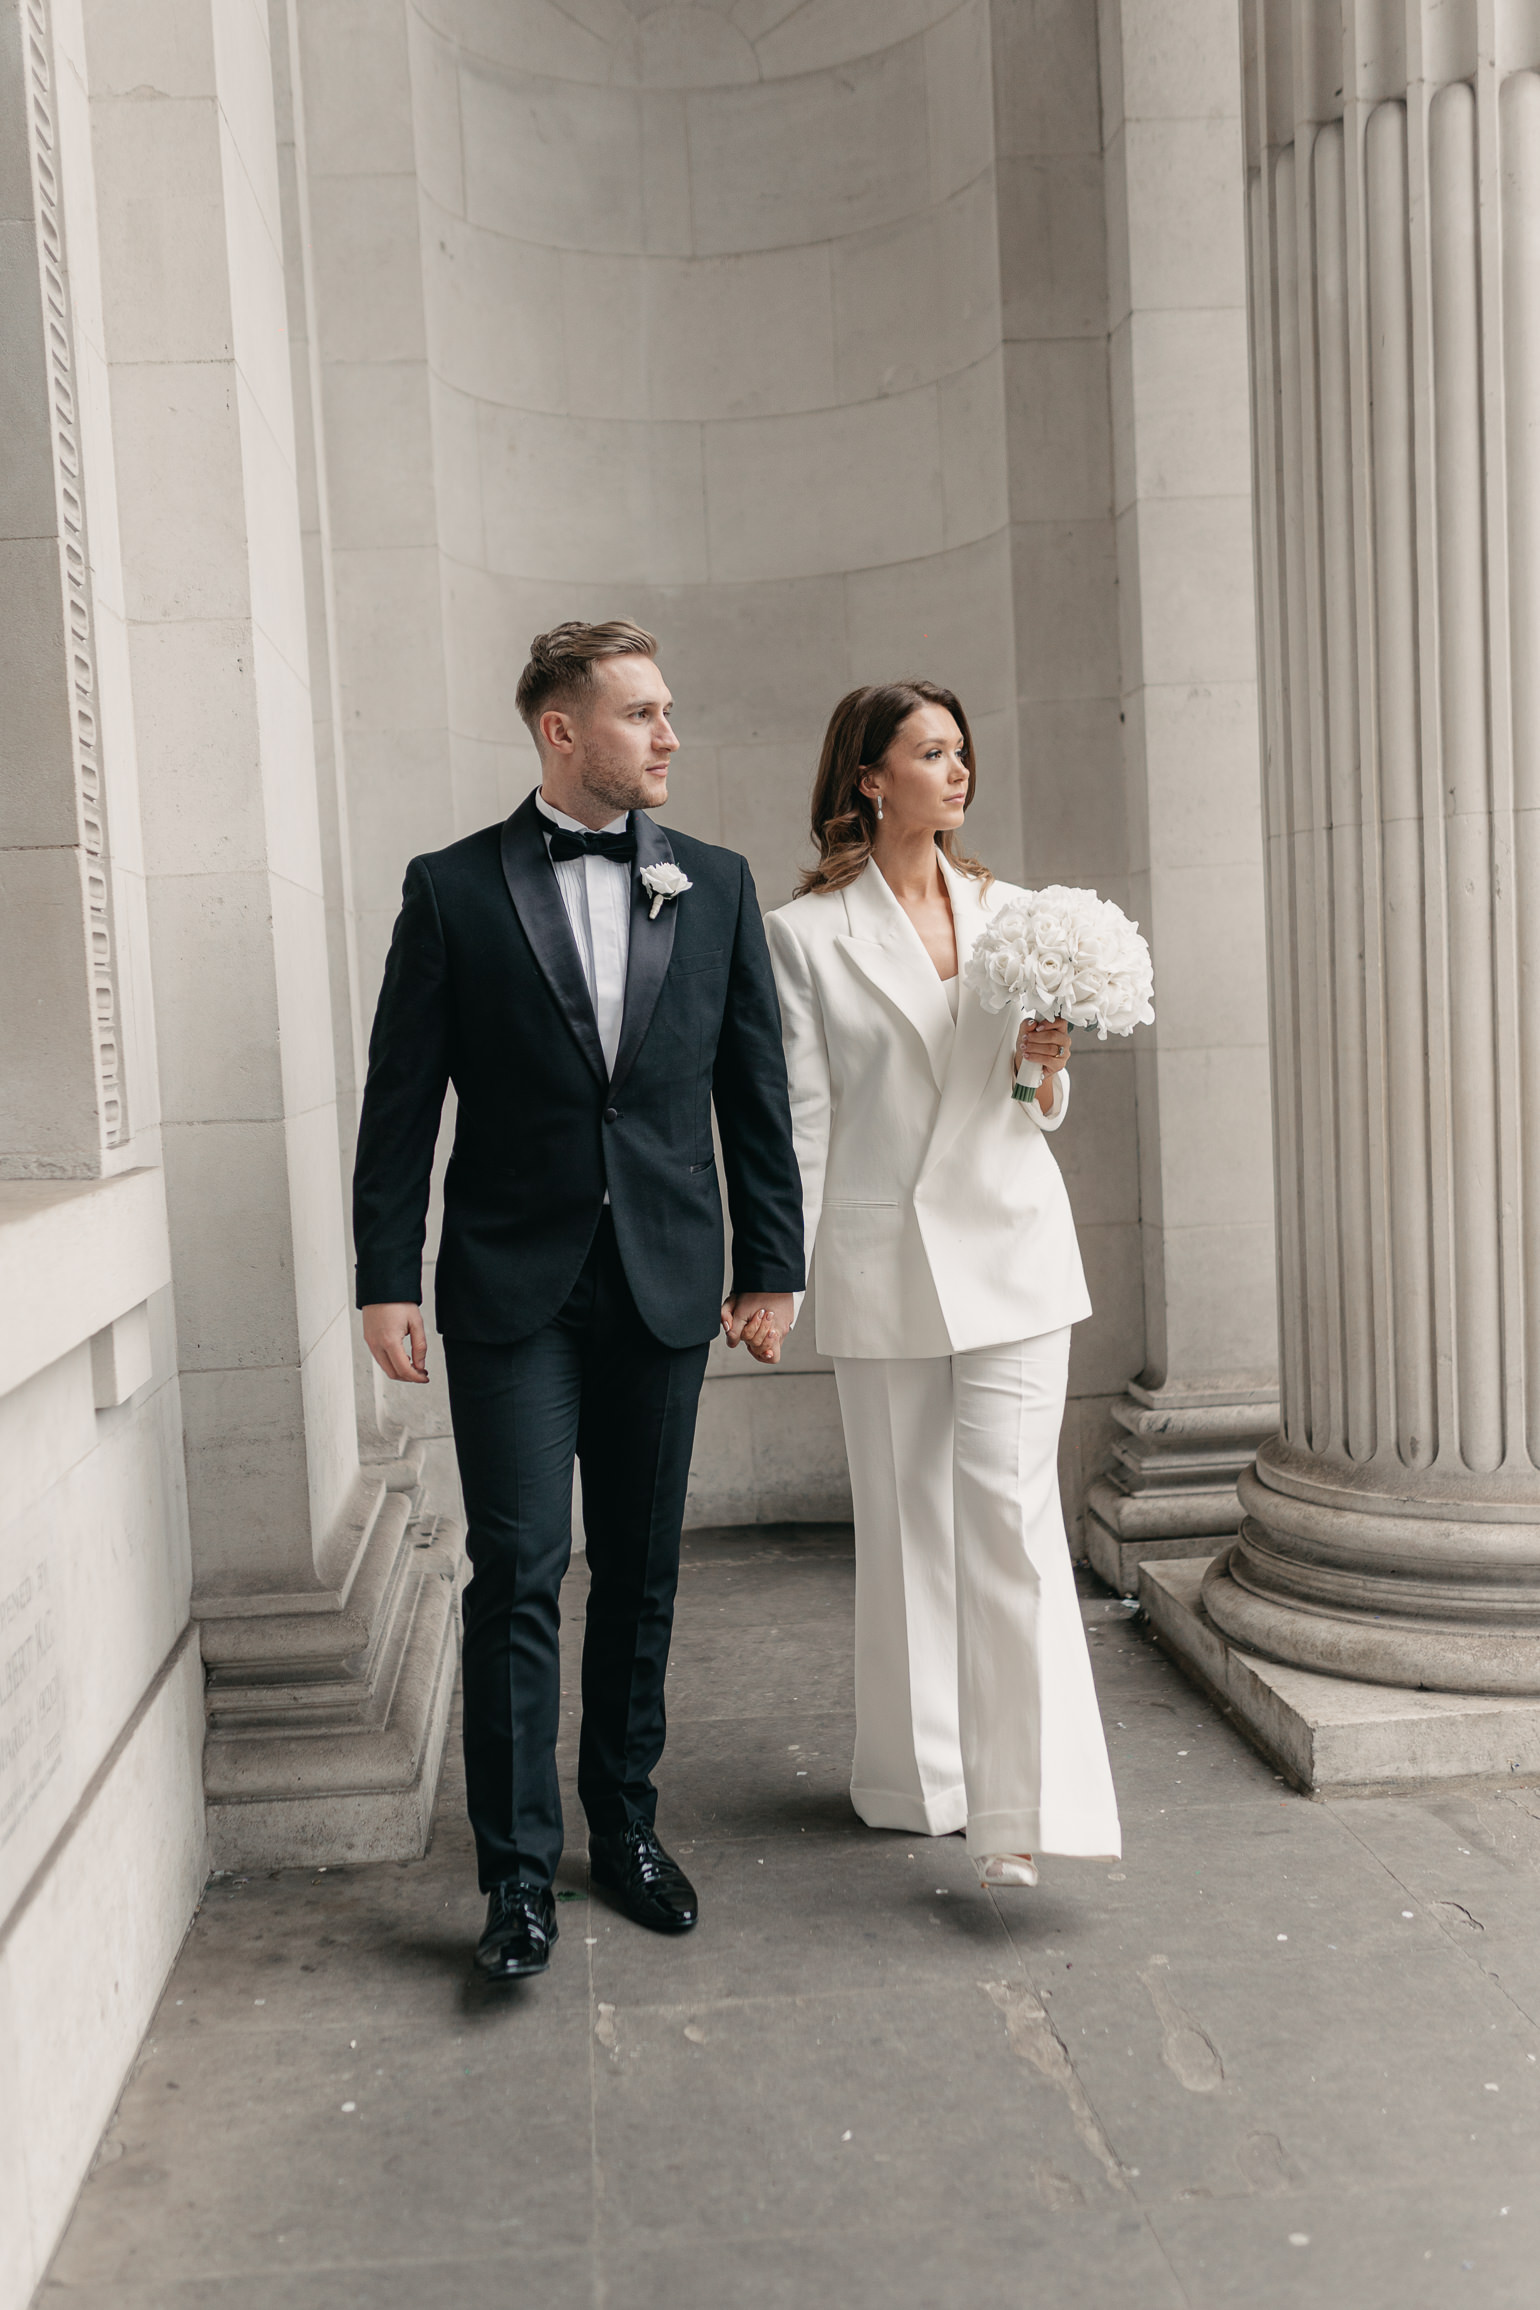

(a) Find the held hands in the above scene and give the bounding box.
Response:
[362,1302,430,1384]
[721,1291,796,1365]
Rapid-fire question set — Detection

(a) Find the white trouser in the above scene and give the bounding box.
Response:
[834,1330,1121,1860]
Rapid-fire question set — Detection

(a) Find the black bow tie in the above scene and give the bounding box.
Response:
[546,823,637,864]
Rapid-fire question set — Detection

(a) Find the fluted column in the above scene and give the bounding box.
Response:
[1210,0,1540,1691]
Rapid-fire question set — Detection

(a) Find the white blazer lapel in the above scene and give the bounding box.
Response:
[834,861,955,1094]
[921,860,1016,1179]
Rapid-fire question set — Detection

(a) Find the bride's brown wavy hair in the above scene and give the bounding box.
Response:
[796,680,991,899]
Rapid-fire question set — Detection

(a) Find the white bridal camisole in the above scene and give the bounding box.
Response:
[942,973,959,1022]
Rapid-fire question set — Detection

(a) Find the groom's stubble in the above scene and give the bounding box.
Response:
[570,733,669,823]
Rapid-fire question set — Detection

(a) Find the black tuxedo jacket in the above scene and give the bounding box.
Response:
[352,794,805,1350]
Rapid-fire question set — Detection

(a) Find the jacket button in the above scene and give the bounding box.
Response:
[604,1107,619,1123]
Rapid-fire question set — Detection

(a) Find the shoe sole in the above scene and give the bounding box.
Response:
[476,1957,550,1982]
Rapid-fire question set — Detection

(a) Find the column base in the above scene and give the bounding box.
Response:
[196,1453,464,1869]
[1141,1554,1540,1795]
[1084,1377,1279,1595]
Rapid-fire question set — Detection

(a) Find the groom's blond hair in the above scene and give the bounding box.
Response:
[516,620,658,733]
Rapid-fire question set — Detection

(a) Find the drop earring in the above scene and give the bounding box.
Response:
[875,793,884,821]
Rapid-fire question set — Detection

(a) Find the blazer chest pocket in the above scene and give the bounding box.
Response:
[669,947,725,977]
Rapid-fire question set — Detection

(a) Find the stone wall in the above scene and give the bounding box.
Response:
[0,6,205,2301]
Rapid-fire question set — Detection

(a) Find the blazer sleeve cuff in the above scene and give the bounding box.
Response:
[728,1265,806,1297]
[355,1260,425,1309]
[1029,1069,1071,1132]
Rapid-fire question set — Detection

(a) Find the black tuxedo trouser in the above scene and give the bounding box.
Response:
[444,1212,711,1892]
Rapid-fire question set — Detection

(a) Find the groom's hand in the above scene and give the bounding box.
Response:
[721,1291,795,1366]
[362,1302,430,1384]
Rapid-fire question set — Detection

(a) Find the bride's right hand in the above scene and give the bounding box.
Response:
[1016,1018,1071,1075]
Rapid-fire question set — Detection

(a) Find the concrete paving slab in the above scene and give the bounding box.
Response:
[1149,2179,1540,2310]
[1013,1943,1540,2202]
[34,2250,592,2310]
[590,1979,1132,2242]
[596,2209,1189,2309]
[134,1865,488,2036]
[46,2002,598,2289]
[41,1524,1540,2307]
[1315,1788,1540,2032]
[988,1799,1460,1979]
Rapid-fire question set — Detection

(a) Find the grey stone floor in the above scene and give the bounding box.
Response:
[41,1525,1540,2309]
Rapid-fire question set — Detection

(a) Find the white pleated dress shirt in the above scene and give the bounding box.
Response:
[535,792,632,1075]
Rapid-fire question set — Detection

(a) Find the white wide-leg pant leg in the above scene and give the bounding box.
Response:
[836,1354,968,1835]
[834,1333,1121,1860]
[951,1331,1121,1860]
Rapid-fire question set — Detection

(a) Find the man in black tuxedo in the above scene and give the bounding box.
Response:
[354,620,803,1981]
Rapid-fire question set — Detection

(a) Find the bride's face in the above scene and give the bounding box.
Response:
[862,703,971,833]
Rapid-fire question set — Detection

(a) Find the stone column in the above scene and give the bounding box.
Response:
[1084,0,1280,1593]
[1201,0,1540,1694]
[81,0,458,1861]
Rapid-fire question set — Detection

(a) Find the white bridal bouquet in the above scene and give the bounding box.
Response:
[963,885,1155,1105]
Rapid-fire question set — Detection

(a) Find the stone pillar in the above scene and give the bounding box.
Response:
[1085,0,1280,1593]
[81,0,458,1861]
[1200,0,1540,1695]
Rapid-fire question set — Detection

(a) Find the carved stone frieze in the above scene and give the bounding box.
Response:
[20,0,124,1153]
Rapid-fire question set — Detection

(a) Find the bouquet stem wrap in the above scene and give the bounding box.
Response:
[962,885,1155,1103]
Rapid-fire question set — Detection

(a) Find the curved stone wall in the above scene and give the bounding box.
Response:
[411,0,1022,907]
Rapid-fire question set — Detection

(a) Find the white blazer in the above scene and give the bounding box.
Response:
[766,854,1092,1361]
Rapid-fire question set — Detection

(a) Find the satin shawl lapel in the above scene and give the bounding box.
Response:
[608,809,676,1097]
[834,860,956,1095]
[920,859,1016,1179]
[498,795,607,1088]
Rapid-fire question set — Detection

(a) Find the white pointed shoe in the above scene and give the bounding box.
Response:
[977,1853,1038,1887]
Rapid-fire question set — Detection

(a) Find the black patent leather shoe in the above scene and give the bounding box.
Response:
[474,1880,557,1982]
[589,1822,698,1934]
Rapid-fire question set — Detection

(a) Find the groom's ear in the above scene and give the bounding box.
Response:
[538,706,578,756]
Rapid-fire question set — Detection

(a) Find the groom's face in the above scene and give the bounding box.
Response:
[565,656,679,819]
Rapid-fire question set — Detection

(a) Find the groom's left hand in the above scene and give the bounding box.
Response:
[721,1291,795,1365]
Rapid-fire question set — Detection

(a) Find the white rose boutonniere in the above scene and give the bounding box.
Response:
[640,861,693,921]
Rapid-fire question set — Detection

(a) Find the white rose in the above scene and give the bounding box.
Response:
[1031,948,1071,1009]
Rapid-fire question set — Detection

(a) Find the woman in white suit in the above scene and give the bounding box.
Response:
[761,681,1120,1884]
